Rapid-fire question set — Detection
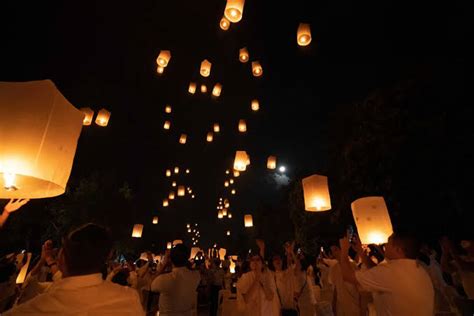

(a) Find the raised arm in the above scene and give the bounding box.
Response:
[0,199,29,228]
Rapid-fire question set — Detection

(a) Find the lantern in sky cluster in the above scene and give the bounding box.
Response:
[239,47,249,63]
[165,105,172,113]
[233,170,240,177]
[200,84,207,93]
[220,17,230,30]
[207,132,214,142]
[169,191,175,200]
[351,196,393,245]
[229,179,234,184]
[231,189,236,195]
[172,181,177,187]
[186,169,190,174]
[132,224,143,238]
[173,240,183,246]
[163,120,171,130]
[167,242,172,249]
[302,174,331,212]
[228,212,232,218]
[238,119,247,132]
[213,123,220,133]
[179,134,187,144]
[95,109,111,127]
[227,230,230,236]
[156,66,164,75]
[200,59,212,77]
[224,199,230,208]
[15,252,31,284]
[0,80,84,198]
[244,215,253,227]
[188,82,197,94]
[212,83,222,97]
[224,0,245,23]
[297,23,312,46]
[174,167,179,174]
[225,170,230,175]
[152,216,159,224]
[187,224,190,228]
[163,199,169,207]
[267,156,277,169]
[252,61,263,77]
[188,228,192,233]
[251,99,260,111]
[166,169,171,177]
[218,210,224,219]
[222,208,228,216]
[219,248,227,260]
[191,194,195,199]
[233,151,250,171]
[156,50,171,67]
[178,185,185,196]
[224,181,229,187]
[80,107,94,126]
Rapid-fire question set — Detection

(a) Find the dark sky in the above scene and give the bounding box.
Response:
[1,0,472,247]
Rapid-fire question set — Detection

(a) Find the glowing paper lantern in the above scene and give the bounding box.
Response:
[218,210,224,218]
[228,212,232,218]
[186,169,190,174]
[15,252,32,284]
[167,242,172,249]
[233,170,240,177]
[132,224,144,238]
[219,248,227,260]
[252,61,263,77]
[227,230,231,236]
[179,134,187,144]
[200,84,207,93]
[172,181,177,187]
[222,208,228,216]
[163,120,171,130]
[173,239,183,246]
[230,260,236,273]
[225,170,230,175]
[231,189,236,195]
[200,59,212,77]
[224,199,230,208]
[187,223,191,228]
[244,215,253,227]
[267,156,277,169]
[174,167,179,174]
[191,194,195,199]
[251,99,260,111]
[163,199,169,207]
[351,196,393,245]
[302,174,331,212]
[153,216,159,224]
[0,80,84,198]
[224,181,229,187]
[169,191,175,200]
[190,247,201,259]
[156,50,171,67]
[212,83,222,97]
[165,105,172,113]
[239,47,249,63]
[213,123,220,133]
[157,66,164,75]
[207,132,214,142]
[220,17,230,30]
[188,82,197,94]
[297,23,312,46]
[224,0,245,23]
[80,107,94,126]
[178,185,185,196]
[233,151,250,171]
[95,108,111,127]
[229,179,234,184]
[165,169,171,177]
[238,119,247,132]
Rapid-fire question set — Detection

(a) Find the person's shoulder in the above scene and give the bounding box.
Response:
[101,280,140,297]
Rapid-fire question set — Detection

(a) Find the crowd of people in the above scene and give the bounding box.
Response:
[0,200,473,315]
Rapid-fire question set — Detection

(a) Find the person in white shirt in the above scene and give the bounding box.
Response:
[150,244,201,316]
[4,223,144,315]
[339,232,434,316]
[270,253,296,314]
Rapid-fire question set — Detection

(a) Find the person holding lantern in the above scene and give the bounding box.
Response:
[0,199,29,229]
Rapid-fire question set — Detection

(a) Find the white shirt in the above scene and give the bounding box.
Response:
[355,259,434,316]
[329,262,360,316]
[236,270,278,316]
[271,269,295,309]
[4,273,144,316]
[150,266,200,316]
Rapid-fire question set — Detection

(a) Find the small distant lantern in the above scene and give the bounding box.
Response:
[207,132,214,142]
[152,216,159,224]
[95,109,111,127]
[297,23,312,46]
[220,16,230,30]
[200,59,212,77]
[156,50,171,67]
[173,239,183,246]
[213,123,220,133]
[225,170,230,175]
[172,181,177,187]
[212,83,222,97]
[267,156,277,169]
[80,107,94,126]
[238,119,247,132]
[191,194,195,199]
[157,66,165,74]
[218,210,224,219]
[351,196,393,245]
[169,191,175,200]
[231,189,236,195]
[233,170,240,177]
[179,134,187,144]
[166,169,171,177]
[222,208,228,216]
[174,167,179,174]
[229,179,234,184]
[224,199,230,208]
[251,99,260,111]
[178,185,185,196]
[252,61,263,77]
[224,0,245,23]
[244,215,253,227]
[228,212,232,218]
[200,84,207,93]
[239,47,249,63]
[167,242,172,249]
[163,199,169,207]
[188,228,192,233]
[302,174,331,212]
[224,181,229,187]
[227,230,231,236]
[165,105,172,113]
[188,82,197,94]
[233,151,250,171]
[187,224,191,228]
[186,169,190,174]
[132,224,144,238]
[163,120,171,130]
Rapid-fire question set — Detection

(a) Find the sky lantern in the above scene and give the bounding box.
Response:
[95,108,111,127]
[229,179,234,184]
[190,247,200,259]
[225,170,230,175]
[200,59,212,77]
[132,224,144,238]
[186,169,190,174]
[163,199,169,207]
[191,194,195,199]
[188,228,192,233]
[302,174,331,212]
[219,248,227,260]
[227,230,230,236]
[179,134,187,144]
[252,61,263,77]
[173,239,183,246]
[224,0,245,23]
[0,80,84,198]
[224,199,230,208]
[167,242,172,249]
[224,181,229,187]
[244,215,253,227]
[297,23,312,46]
[228,212,232,218]
[156,66,165,75]
[165,105,172,113]
[212,83,222,97]
[233,170,240,177]
[200,84,208,93]
[80,107,94,126]
[207,132,214,142]
[238,119,247,132]
[178,185,185,196]
[169,191,175,200]
[222,208,228,216]
[251,99,260,111]
[231,189,236,195]
[233,151,250,171]
[174,167,179,174]
[220,16,230,30]
[239,47,249,63]
[163,120,171,130]
[218,210,224,219]
[188,82,197,94]
[152,216,159,224]
[267,156,277,169]
[156,50,171,67]
[172,181,177,187]
[351,196,393,245]
[187,223,190,228]
[213,123,220,133]
[165,169,171,177]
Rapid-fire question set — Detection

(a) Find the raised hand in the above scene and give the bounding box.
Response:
[4,198,30,213]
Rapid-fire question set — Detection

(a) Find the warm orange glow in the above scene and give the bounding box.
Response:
[191,194,195,199]
[252,61,263,77]
[267,156,277,169]
[15,252,31,284]
[132,224,144,238]
[169,191,175,200]
[224,181,229,187]
[239,47,249,63]
[200,59,212,77]
[218,210,224,218]
[179,134,187,144]
[95,109,111,127]
[173,239,183,246]
[156,50,171,67]
[220,17,230,30]
[186,169,190,174]
[172,181,176,187]
[244,214,253,227]
[251,99,260,111]
[80,107,94,126]
[163,199,169,207]
[302,174,331,212]
[213,123,220,133]
[224,0,245,23]
[238,119,247,132]
[225,170,230,175]
[152,216,159,224]
[165,105,172,113]
[233,151,250,171]
[188,82,197,94]
[212,83,222,97]
[227,230,230,236]
[229,179,234,184]
[178,185,185,196]
[165,169,171,177]
[231,189,236,195]
[297,23,312,46]
[233,170,240,177]
[207,132,214,142]
[351,196,393,245]
[200,84,207,93]
[222,208,228,216]
[157,66,165,74]
[163,120,171,130]
[228,212,232,218]
[174,167,179,174]
[167,242,172,249]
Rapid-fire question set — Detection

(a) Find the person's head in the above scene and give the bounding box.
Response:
[249,254,263,272]
[170,244,190,267]
[384,232,420,260]
[329,244,341,260]
[271,254,284,271]
[59,223,113,277]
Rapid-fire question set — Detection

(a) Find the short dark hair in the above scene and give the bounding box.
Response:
[391,232,421,259]
[170,244,190,267]
[63,223,112,276]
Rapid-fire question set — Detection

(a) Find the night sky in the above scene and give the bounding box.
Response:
[1,0,472,249]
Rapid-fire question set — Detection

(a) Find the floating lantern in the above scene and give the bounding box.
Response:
[218,210,224,219]
[152,216,159,224]
[212,83,222,97]
[187,224,191,228]
[200,84,207,93]
[178,185,185,196]
[132,224,144,238]
[229,260,236,273]
[95,108,111,127]
[165,105,172,113]
[351,196,393,245]
[156,66,165,74]
[179,134,187,144]
[302,174,331,212]
[228,212,232,218]
[169,191,175,200]
[252,61,263,77]
[219,248,227,260]
[172,181,177,187]
[188,228,192,233]
[80,107,94,126]
[167,242,172,249]
[200,59,212,77]
[186,169,190,174]
[156,50,171,67]
[224,199,230,208]
[213,123,220,133]
[207,132,214,142]
[231,189,236,195]
[0,80,84,198]
[233,151,250,171]
[238,119,247,132]
[163,199,169,207]
[220,17,230,30]
[174,167,179,174]
[224,181,229,187]
[239,47,249,63]
[224,0,245,23]
[233,170,240,177]
[297,23,312,46]
[191,194,195,199]
[188,82,197,94]
[166,169,171,177]
[190,247,200,259]
[222,208,228,216]
[163,120,171,130]
[267,156,277,169]
[225,170,230,175]
[227,230,230,236]
[251,99,260,111]
[229,179,234,184]
[173,239,183,246]
[244,215,253,227]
